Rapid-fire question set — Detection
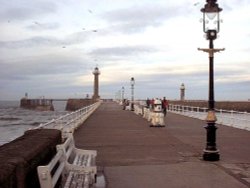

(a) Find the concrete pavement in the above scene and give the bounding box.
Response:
[74,102,250,188]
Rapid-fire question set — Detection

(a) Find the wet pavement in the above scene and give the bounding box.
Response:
[74,102,250,188]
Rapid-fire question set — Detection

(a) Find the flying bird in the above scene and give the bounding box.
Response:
[62,46,66,48]
[88,9,93,13]
[194,2,200,6]
[92,30,98,32]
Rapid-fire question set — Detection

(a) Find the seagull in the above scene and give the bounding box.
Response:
[92,30,98,32]
[194,2,200,6]
[88,9,93,13]
[62,46,66,48]
[82,28,86,30]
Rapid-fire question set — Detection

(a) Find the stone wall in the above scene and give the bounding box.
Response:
[65,99,95,111]
[169,100,250,112]
[0,129,61,188]
[20,98,54,111]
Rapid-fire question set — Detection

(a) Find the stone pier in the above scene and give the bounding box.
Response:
[20,98,54,111]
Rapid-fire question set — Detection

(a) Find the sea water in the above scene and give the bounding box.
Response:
[0,100,68,146]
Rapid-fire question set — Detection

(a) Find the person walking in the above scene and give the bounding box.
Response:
[162,97,168,117]
[146,98,150,108]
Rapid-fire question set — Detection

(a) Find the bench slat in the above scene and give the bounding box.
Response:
[65,172,90,188]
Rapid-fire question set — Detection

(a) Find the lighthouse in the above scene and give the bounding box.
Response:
[180,83,185,101]
[92,67,100,100]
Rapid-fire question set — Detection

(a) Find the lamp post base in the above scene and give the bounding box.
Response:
[203,149,220,161]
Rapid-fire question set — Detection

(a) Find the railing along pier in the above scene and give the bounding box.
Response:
[168,104,250,131]
[33,101,101,137]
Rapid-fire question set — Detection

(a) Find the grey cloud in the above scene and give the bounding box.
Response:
[217,80,250,88]
[215,80,250,100]
[107,21,161,34]
[0,55,90,82]
[136,69,250,100]
[0,36,62,48]
[0,31,90,49]
[66,31,91,44]
[0,54,92,99]
[137,67,249,91]
[103,5,182,23]
[0,1,57,22]
[215,69,248,77]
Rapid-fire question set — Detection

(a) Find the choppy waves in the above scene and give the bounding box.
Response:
[0,101,67,145]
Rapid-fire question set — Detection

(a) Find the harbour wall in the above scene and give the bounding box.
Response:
[20,98,54,111]
[0,129,61,188]
[65,98,96,111]
[20,98,98,111]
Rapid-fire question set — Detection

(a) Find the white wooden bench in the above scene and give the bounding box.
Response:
[37,134,97,188]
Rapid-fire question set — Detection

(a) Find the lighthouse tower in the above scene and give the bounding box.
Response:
[92,67,100,100]
[180,83,185,101]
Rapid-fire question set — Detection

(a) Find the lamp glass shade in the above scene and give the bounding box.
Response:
[206,12,217,20]
[203,11,220,32]
[130,77,135,85]
[201,2,222,33]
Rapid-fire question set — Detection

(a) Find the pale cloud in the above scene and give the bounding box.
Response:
[89,45,158,58]
[101,3,192,34]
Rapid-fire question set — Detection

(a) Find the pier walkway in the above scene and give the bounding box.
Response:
[74,102,250,188]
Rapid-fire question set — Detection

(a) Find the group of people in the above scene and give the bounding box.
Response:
[121,97,169,116]
[146,97,169,116]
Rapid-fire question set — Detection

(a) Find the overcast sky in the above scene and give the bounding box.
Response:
[0,0,250,101]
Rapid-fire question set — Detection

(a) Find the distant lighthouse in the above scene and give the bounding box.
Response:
[180,83,185,101]
[92,67,100,100]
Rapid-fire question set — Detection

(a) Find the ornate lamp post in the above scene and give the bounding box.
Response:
[198,0,225,161]
[130,77,135,111]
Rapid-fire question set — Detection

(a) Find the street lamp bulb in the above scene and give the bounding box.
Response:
[210,31,215,36]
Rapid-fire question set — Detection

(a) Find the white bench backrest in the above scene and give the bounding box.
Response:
[37,150,65,188]
[57,135,75,160]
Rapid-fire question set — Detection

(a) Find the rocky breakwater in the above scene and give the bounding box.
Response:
[169,100,250,112]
